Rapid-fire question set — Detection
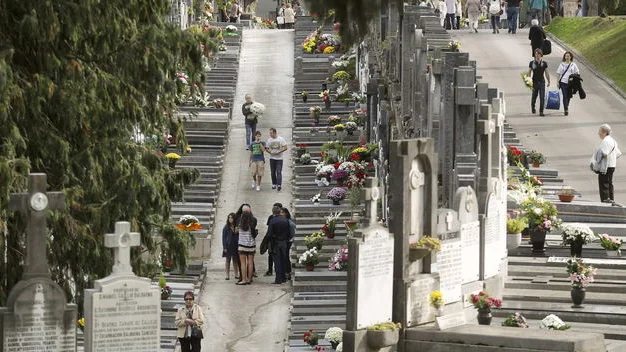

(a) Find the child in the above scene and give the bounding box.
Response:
[250,131,266,191]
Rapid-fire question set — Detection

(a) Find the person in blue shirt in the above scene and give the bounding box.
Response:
[250,131,267,191]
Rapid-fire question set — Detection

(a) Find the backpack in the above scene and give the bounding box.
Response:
[489,0,501,14]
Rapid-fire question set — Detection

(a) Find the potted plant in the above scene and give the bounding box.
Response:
[159,273,172,300]
[409,236,441,261]
[507,146,524,166]
[328,245,348,271]
[501,312,529,328]
[520,197,560,254]
[327,115,342,126]
[332,70,350,82]
[304,232,325,250]
[325,327,343,349]
[77,317,85,332]
[298,248,320,271]
[212,98,225,108]
[300,153,311,165]
[540,314,571,330]
[566,257,597,307]
[469,291,502,325]
[327,187,347,205]
[320,90,332,109]
[331,169,349,186]
[344,121,358,135]
[301,91,309,103]
[366,322,401,349]
[176,215,203,231]
[429,290,445,316]
[303,329,319,347]
[506,214,527,250]
[527,150,545,167]
[295,144,308,159]
[596,233,622,256]
[559,223,594,257]
[322,212,342,238]
[558,187,576,202]
[310,106,321,125]
[165,152,181,169]
[315,163,336,184]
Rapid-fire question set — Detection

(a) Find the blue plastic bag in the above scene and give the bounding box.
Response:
[545,90,560,110]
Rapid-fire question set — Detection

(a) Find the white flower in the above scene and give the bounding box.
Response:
[540,314,567,329]
[533,208,542,215]
[325,327,343,343]
[336,342,343,352]
[225,25,238,32]
[249,102,266,115]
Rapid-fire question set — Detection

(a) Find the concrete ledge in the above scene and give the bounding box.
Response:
[405,325,606,352]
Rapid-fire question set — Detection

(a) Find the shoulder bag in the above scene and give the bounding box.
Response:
[189,306,204,339]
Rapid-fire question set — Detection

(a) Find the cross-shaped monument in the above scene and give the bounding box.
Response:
[363,178,383,227]
[104,222,141,276]
[9,173,65,280]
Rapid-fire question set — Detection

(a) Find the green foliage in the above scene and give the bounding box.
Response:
[546,17,626,93]
[367,322,402,330]
[159,273,167,288]
[0,0,204,309]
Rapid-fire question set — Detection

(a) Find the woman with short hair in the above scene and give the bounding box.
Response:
[284,3,296,29]
[175,291,204,352]
[556,51,580,116]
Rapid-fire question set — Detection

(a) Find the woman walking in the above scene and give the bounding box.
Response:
[528,19,545,58]
[488,0,502,33]
[175,291,205,352]
[237,210,256,285]
[466,0,481,33]
[556,51,580,116]
[284,3,296,29]
[222,213,239,280]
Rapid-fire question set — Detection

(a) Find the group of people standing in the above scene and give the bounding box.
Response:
[222,203,296,285]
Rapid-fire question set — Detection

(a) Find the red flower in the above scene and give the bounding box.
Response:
[296,144,308,147]
[317,44,328,52]
[333,23,341,31]
[350,153,360,161]
[320,152,326,157]
[334,162,342,169]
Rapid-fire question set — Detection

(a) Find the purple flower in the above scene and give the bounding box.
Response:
[327,187,347,201]
[331,169,348,180]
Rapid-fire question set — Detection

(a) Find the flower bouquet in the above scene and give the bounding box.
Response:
[566,257,597,288]
[469,291,502,310]
[224,25,238,36]
[298,248,320,269]
[597,233,622,255]
[446,40,461,51]
[300,153,312,165]
[315,163,336,181]
[328,245,348,271]
[328,115,342,126]
[305,232,325,250]
[409,236,441,260]
[520,197,559,232]
[560,223,594,248]
[332,70,350,82]
[540,314,571,330]
[176,215,203,231]
[527,150,545,166]
[502,312,529,328]
[507,146,524,165]
[345,121,358,134]
[212,98,226,108]
[334,124,345,132]
[322,211,342,238]
[303,329,319,347]
[331,169,349,184]
[327,187,348,204]
[429,290,444,308]
[319,90,331,103]
[521,72,533,89]
[161,285,173,298]
[77,317,85,332]
[249,102,266,116]
[325,327,343,348]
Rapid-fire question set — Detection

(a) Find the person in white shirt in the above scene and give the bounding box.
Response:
[445,0,456,29]
[597,124,621,203]
[455,0,463,29]
[438,0,447,27]
[266,128,288,191]
[556,51,580,116]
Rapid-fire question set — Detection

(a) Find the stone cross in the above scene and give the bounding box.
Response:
[104,221,141,275]
[445,211,454,231]
[9,173,65,280]
[363,178,382,227]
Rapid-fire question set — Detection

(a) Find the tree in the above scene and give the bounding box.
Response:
[0,0,212,309]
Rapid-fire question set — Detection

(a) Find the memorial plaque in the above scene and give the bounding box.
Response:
[406,274,437,326]
[436,311,466,330]
[84,222,160,352]
[357,227,394,329]
[436,238,463,303]
[2,281,76,352]
[483,194,502,279]
[460,221,480,283]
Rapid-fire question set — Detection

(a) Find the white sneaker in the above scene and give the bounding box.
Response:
[252,183,256,189]
[256,186,261,192]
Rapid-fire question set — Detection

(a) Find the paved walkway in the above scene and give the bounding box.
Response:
[452,28,626,202]
[198,29,294,352]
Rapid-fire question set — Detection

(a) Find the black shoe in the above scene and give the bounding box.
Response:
[564,110,568,116]
[539,112,545,116]
[271,281,283,285]
[264,271,272,276]
[277,186,282,192]
[532,108,536,114]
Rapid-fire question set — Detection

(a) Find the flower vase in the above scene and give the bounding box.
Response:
[476,308,492,325]
[529,229,547,254]
[168,159,177,169]
[570,241,584,257]
[332,199,341,206]
[330,341,339,349]
[313,114,320,126]
[302,96,308,103]
[324,100,332,110]
[606,249,621,257]
[435,307,444,317]
[306,265,315,271]
[532,162,541,168]
[571,287,585,307]
[161,293,171,300]
[409,247,431,261]
[559,194,575,202]
[507,233,522,250]
[326,232,335,239]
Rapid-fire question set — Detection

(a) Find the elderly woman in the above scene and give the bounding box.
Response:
[466,0,481,33]
[175,291,205,352]
[528,19,545,58]
[592,124,621,203]
[284,3,296,29]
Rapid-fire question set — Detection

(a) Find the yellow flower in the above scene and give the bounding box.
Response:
[77,318,85,327]
[352,147,368,154]
[323,46,335,54]
[430,290,443,300]
[165,153,181,159]
[186,146,192,153]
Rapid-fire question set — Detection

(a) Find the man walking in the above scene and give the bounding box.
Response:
[528,0,547,26]
[267,205,291,284]
[506,0,521,33]
[444,0,456,30]
[593,124,621,203]
[267,128,287,191]
[264,203,282,277]
[528,49,550,117]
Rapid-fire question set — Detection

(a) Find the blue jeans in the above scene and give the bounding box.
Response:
[490,15,500,31]
[507,7,519,33]
[245,123,256,148]
[531,81,546,113]
[529,9,543,26]
[269,159,283,186]
[272,240,288,283]
[560,82,570,111]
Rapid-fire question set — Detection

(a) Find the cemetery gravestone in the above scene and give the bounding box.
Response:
[481,193,505,279]
[84,222,161,352]
[1,173,77,352]
[434,210,462,304]
[454,187,480,285]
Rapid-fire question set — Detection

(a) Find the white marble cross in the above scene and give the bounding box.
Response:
[105,221,141,276]
[363,178,382,226]
[445,211,454,231]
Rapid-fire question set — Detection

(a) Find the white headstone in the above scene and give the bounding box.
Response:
[454,187,480,284]
[434,210,462,303]
[483,193,504,279]
[84,222,161,352]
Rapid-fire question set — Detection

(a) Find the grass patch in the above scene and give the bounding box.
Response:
[546,16,626,93]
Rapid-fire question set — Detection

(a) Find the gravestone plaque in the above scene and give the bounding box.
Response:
[482,193,502,279]
[435,210,462,303]
[1,173,76,352]
[454,187,480,284]
[84,222,160,352]
[435,311,466,330]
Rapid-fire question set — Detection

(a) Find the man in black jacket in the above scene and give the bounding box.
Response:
[264,202,282,276]
[267,205,291,284]
[528,19,545,58]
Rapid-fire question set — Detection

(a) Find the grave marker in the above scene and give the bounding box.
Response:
[454,187,480,284]
[84,222,161,352]
[1,173,76,352]
[434,209,462,303]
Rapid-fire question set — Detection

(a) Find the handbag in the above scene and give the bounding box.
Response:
[276,16,285,24]
[541,39,552,55]
[191,326,204,339]
[545,90,560,110]
[260,234,270,255]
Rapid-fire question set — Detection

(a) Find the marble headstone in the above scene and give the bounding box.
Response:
[84,222,160,352]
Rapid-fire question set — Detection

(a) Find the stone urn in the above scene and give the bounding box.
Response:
[507,233,522,251]
[532,162,541,168]
[409,246,431,261]
[367,329,399,349]
[571,287,585,307]
[476,308,492,325]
